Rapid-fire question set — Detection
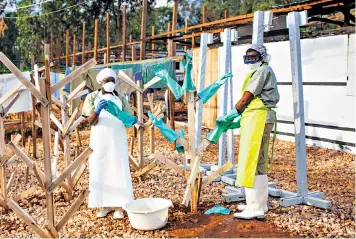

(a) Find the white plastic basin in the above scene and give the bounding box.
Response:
[123,198,173,231]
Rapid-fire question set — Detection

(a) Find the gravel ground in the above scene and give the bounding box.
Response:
[0,127,355,238]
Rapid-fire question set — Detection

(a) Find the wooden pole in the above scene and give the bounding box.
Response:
[56,33,61,72]
[151,26,155,59]
[106,12,110,64]
[43,44,55,227]
[72,34,76,66]
[224,9,229,19]
[61,88,73,199]
[184,19,188,52]
[65,30,70,68]
[94,19,98,61]
[168,0,178,150]
[37,39,41,63]
[202,4,207,31]
[140,0,147,61]
[19,63,26,147]
[82,23,86,64]
[0,117,6,201]
[130,35,136,61]
[50,34,54,62]
[122,3,127,62]
[172,0,178,55]
[137,0,147,169]
[30,56,37,159]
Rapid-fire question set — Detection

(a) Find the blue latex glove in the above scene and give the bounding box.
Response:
[95,100,108,114]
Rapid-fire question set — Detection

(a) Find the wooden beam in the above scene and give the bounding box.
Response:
[172,0,178,55]
[118,70,144,93]
[66,30,70,67]
[184,19,188,52]
[224,9,229,19]
[151,26,155,59]
[50,114,63,132]
[56,33,61,71]
[197,139,211,154]
[8,142,34,168]
[13,186,37,202]
[182,156,200,207]
[30,75,37,160]
[94,19,98,60]
[66,81,86,102]
[72,34,77,66]
[143,76,162,90]
[71,163,86,188]
[67,116,85,136]
[6,163,19,191]
[122,3,127,62]
[44,225,59,238]
[82,23,86,64]
[51,58,96,93]
[62,107,79,136]
[135,160,157,177]
[154,152,187,178]
[55,190,89,231]
[202,161,233,187]
[0,82,23,106]
[50,34,54,62]
[0,193,8,208]
[106,12,110,64]
[0,53,49,107]
[7,199,51,238]
[0,93,20,116]
[47,147,93,193]
[42,45,55,227]
[52,97,69,110]
[140,0,148,60]
[130,35,136,61]
[129,155,140,171]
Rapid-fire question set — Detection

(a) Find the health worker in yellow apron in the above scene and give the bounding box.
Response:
[234,44,280,220]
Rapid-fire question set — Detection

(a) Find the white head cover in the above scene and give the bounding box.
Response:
[96,68,117,84]
[248,43,271,62]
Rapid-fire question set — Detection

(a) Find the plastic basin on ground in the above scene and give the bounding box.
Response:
[123,198,173,231]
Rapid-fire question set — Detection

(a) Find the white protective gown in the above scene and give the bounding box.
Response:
[88,92,134,208]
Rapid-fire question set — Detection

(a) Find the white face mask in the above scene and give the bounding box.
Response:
[103,82,115,92]
[248,62,262,71]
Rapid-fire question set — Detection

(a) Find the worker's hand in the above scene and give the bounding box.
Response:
[95,99,108,114]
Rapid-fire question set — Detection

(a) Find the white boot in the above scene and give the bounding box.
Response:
[234,175,268,219]
[113,208,124,220]
[96,207,112,218]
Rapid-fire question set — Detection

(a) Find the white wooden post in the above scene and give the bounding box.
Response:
[195,33,209,146]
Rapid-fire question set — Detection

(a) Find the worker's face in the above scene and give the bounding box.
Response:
[101,77,115,86]
[243,50,262,64]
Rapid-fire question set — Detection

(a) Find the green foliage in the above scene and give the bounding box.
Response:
[0,12,19,59]
[12,0,156,61]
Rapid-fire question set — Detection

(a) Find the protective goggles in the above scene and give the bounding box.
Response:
[243,54,261,64]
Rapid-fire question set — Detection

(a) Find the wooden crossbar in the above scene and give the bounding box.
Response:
[62,107,79,136]
[7,199,51,238]
[46,147,92,193]
[118,70,144,93]
[0,93,20,116]
[0,53,49,107]
[202,161,233,187]
[51,58,97,93]
[67,81,86,102]
[55,190,89,231]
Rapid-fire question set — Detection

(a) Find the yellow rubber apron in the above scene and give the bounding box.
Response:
[235,71,268,188]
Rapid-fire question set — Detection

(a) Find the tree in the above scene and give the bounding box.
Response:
[0,12,19,59]
[14,0,156,60]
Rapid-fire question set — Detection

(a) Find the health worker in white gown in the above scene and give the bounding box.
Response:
[82,68,134,219]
